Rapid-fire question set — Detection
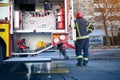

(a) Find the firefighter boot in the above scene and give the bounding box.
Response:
[76,58,83,66]
[83,60,88,66]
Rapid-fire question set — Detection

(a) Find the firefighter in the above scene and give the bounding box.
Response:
[16,38,29,53]
[74,12,94,66]
[57,43,69,60]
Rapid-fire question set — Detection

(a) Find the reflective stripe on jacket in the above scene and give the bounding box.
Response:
[75,18,93,40]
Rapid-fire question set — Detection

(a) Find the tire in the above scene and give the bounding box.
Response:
[0,45,3,67]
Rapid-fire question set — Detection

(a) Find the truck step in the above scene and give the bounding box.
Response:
[3,57,52,63]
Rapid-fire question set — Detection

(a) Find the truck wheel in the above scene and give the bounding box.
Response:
[0,45,3,67]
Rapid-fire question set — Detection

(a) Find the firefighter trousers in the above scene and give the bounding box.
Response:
[75,38,89,64]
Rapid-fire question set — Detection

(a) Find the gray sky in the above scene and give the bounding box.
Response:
[0,0,9,19]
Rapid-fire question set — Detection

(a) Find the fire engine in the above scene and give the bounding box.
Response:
[0,0,76,66]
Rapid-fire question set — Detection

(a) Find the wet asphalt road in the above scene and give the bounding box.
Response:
[0,48,120,80]
[0,59,120,80]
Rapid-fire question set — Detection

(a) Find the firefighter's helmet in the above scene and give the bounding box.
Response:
[76,12,83,19]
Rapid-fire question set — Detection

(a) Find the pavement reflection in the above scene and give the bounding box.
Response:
[0,61,69,80]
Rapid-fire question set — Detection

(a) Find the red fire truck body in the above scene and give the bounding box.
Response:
[0,0,75,66]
